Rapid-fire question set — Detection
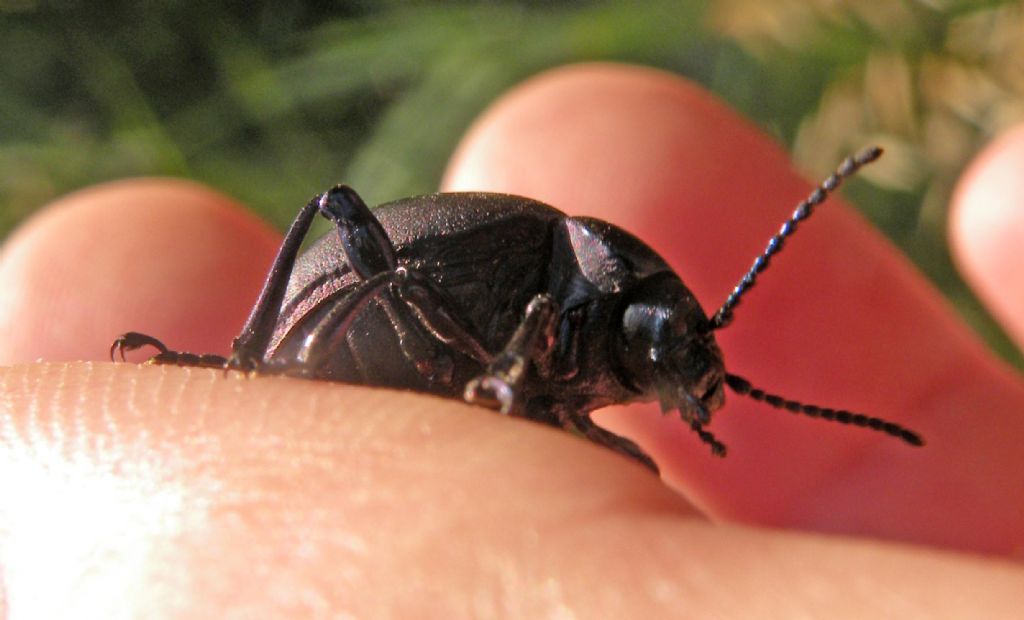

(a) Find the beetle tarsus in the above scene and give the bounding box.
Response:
[110,332,229,369]
[110,331,169,361]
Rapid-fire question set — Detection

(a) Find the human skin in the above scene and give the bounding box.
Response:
[1,64,1022,617]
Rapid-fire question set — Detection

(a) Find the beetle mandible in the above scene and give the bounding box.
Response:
[112,146,923,472]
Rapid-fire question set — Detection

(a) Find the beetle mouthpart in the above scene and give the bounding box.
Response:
[657,382,712,425]
[656,387,727,456]
[724,373,924,446]
[682,391,712,425]
[689,420,727,457]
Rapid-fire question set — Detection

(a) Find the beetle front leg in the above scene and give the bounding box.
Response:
[463,294,558,414]
[563,412,660,473]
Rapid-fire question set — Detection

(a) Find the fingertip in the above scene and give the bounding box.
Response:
[950,124,1024,350]
[443,64,1024,554]
[0,178,280,364]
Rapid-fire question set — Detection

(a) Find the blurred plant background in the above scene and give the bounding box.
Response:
[1,0,1021,367]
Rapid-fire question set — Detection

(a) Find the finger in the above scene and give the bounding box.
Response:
[442,63,1024,555]
[950,124,1024,350]
[1,363,1021,617]
[0,179,281,364]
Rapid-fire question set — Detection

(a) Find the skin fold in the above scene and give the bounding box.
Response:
[1,63,1022,617]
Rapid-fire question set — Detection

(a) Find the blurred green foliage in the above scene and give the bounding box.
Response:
[1,0,1021,368]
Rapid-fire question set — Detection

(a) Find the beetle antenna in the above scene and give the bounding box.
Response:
[724,373,923,446]
[710,146,883,330]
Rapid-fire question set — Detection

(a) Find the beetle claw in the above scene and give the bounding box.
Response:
[110,332,169,362]
[464,375,516,414]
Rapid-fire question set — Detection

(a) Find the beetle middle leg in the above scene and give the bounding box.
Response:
[294,267,492,385]
[464,294,559,414]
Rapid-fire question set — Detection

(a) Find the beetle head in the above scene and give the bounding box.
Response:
[609,147,922,457]
[614,272,725,425]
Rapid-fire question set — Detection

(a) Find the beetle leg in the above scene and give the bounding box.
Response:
[377,267,503,386]
[110,331,229,369]
[563,412,659,473]
[463,294,558,414]
[550,306,584,381]
[294,271,397,371]
[230,194,324,370]
[292,267,492,386]
[317,185,397,279]
[377,287,456,386]
[391,269,492,366]
[231,185,396,372]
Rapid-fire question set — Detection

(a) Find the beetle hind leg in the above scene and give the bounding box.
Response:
[111,331,229,369]
[230,185,407,374]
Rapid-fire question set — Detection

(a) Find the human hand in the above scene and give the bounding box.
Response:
[1,64,1022,617]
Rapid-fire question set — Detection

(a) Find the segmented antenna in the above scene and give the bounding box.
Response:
[710,146,883,330]
[725,373,924,446]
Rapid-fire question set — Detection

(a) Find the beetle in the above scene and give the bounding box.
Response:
[112,146,922,472]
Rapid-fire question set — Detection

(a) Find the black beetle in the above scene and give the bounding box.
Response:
[113,146,922,471]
